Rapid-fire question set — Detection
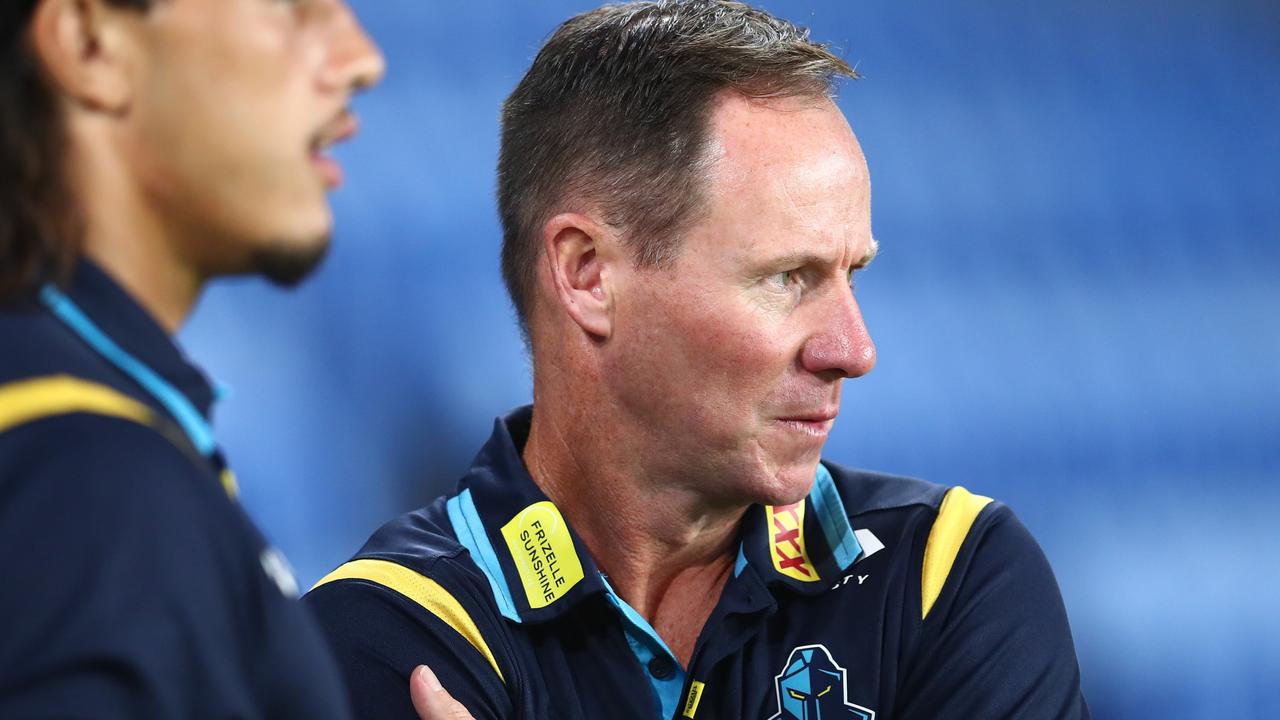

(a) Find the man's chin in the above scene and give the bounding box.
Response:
[753,460,822,507]
[250,236,331,288]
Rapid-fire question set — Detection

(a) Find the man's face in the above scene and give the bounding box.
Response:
[120,0,383,283]
[606,92,876,506]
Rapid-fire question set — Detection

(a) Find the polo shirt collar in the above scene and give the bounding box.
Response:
[61,259,217,419]
[447,406,866,624]
[446,406,610,624]
[736,462,864,596]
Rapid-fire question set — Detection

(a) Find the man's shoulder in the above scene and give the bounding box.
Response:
[823,467,1089,716]
[0,413,257,617]
[307,497,499,621]
[0,302,214,499]
[0,302,108,384]
[0,363,250,585]
[349,497,470,573]
[819,460,1019,574]
[821,460,953,517]
[0,410,216,505]
[0,417,267,670]
[304,497,516,713]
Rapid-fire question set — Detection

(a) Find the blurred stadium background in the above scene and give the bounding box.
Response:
[181,1,1279,717]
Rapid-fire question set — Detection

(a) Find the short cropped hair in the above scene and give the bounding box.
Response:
[497,0,857,337]
[0,0,150,304]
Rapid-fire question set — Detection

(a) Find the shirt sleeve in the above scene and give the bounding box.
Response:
[0,415,267,718]
[305,569,515,720]
[896,503,1091,720]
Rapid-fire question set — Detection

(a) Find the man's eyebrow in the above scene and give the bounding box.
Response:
[755,237,879,274]
[852,236,880,270]
[755,251,826,272]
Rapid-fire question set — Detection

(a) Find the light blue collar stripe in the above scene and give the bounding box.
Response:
[734,542,748,577]
[600,576,685,720]
[446,489,520,622]
[809,463,862,569]
[600,576,679,660]
[40,285,217,457]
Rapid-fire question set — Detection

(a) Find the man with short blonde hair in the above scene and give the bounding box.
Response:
[308,3,1090,719]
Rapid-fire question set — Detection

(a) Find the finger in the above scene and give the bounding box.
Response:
[409,665,476,720]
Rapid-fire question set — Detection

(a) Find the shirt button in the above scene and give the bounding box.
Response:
[648,655,677,680]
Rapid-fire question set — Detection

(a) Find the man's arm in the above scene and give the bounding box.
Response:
[305,561,514,720]
[896,498,1090,719]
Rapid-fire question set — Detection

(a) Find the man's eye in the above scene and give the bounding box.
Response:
[766,270,796,289]
[787,688,807,700]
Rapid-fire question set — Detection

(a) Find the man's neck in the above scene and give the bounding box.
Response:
[72,125,202,334]
[523,399,748,666]
[84,239,201,335]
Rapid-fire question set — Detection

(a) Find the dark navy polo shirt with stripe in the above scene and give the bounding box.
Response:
[0,261,351,719]
[305,407,1089,719]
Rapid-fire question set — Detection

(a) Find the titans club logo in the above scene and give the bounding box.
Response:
[768,644,875,720]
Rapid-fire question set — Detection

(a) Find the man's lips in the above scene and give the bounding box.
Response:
[778,408,839,423]
[310,153,343,189]
[310,112,360,189]
[316,113,359,147]
[777,409,839,436]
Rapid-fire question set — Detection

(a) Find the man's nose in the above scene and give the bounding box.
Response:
[800,285,876,379]
[321,3,387,94]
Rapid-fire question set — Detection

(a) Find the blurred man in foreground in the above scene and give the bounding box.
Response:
[307,2,1089,718]
[0,0,382,715]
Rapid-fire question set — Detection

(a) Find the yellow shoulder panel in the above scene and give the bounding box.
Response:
[921,486,993,620]
[0,374,239,500]
[0,375,152,433]
[312,558,505,683]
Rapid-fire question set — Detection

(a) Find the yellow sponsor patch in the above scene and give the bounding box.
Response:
[683,680,706,717]
[500,501,585,608]
[767,502,819,582]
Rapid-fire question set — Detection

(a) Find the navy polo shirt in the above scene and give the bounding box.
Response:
[0,261,351,719]
[306,408,1089,719]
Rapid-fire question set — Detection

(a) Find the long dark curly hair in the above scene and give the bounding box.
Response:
[0,0,149,304]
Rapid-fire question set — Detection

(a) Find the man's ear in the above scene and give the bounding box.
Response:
[30,0,138,113]
[541,213,617,340]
